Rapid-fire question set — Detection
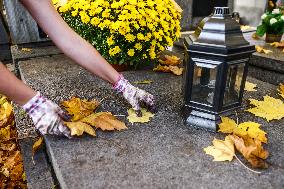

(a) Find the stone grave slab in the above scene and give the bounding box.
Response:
[16,54,284,189]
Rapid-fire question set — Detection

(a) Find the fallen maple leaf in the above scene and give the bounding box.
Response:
[242,135,269,159]
[278,83,284,99]
[218,117,267,143]
[65,121,96,136]
[234,122,267,144]
[62,97,99,121]
[21,48,32,52]
[240,25,253,31]
[204,136,235,161]
[255,45,272,54]
[81,112,127,131]
[229,135,268,169]
[229,135,256,159]
[270,41,284,48]
[127,108,154,124]
[133,80,153,84]
[32,137,44,156]
[245,82,257,92]
[218,117,238,134]
[246,96,284,122]
[159,55,181,66]
[153,64,184,76]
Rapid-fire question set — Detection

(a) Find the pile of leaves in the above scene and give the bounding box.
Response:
[0,96,27,188]
[204,83,284,172]
[61,97,127,137]
[153,54,183,75]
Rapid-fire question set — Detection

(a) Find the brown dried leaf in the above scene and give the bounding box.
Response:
[62,97,99,121]
[65,121,96,136]
[229,135,268,169]
[242,135,269,159]
[2,151,23,180]
[81,112,127,131]
[247,156,268,169]
[229,135,256,159]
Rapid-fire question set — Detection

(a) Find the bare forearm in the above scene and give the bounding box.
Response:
[0,63,36,105]
[21,0,119,84]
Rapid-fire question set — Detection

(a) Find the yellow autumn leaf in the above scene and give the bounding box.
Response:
[234,122,267,143]
[65,121,96,136]
[127,108,154,124]
[218,117,267,143]
[278,83,284,99]
[0,101,13,126]
[218,117,238,133]
[245,82,257,92]
[133,80,153,85]
[204,136,235,162]
[159,55,181,66]
[153,64,183,76]
[62,97,99,121]
[81,112,127,131]
[32,137,44,156]
[270,41,284,48]
[21,48,32,52]
[246,96,284,122]
[255,45,272,54]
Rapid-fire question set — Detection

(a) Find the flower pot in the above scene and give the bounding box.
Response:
[265,33,283,43]
[111,64,128,72]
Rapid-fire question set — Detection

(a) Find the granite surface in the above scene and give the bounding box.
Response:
[243,32,284,74]
[16,55,284,189]
[19,138,56,189]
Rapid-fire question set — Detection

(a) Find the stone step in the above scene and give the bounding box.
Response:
[15,54,284,189]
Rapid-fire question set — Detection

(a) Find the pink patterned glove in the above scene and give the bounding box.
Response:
[113,75,155,113]
[22,92,71,138]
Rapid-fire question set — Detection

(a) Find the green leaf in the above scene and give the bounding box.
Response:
[256,25,267,37]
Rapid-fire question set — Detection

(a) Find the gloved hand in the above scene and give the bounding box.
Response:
[113,75,155,115]
[22,92,71,137]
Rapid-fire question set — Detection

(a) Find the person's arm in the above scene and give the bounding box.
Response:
[0,63,70,137]
[20,0,119,84]
[20,0,155,112]
[0,63,36,105]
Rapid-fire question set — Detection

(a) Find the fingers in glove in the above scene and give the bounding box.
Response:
[141,94,156,113]
[135,110,143,117]
[56,108,71,121]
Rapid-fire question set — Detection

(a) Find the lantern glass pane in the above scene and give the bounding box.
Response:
[223,63,245,106]
[191,63,217,105]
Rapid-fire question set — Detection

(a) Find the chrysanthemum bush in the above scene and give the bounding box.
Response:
[53,0,181,66]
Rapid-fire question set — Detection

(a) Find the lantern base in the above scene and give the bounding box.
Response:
[184,109,233,132]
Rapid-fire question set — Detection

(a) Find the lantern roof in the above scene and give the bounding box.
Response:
[186,7,255,55]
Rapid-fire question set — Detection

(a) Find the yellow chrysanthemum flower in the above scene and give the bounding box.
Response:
[127,49,135,56]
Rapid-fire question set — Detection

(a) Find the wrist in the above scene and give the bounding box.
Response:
[112,74,128,93]
[22,92,45,113]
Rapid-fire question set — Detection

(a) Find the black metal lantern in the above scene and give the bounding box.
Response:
[183,7,255,131]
